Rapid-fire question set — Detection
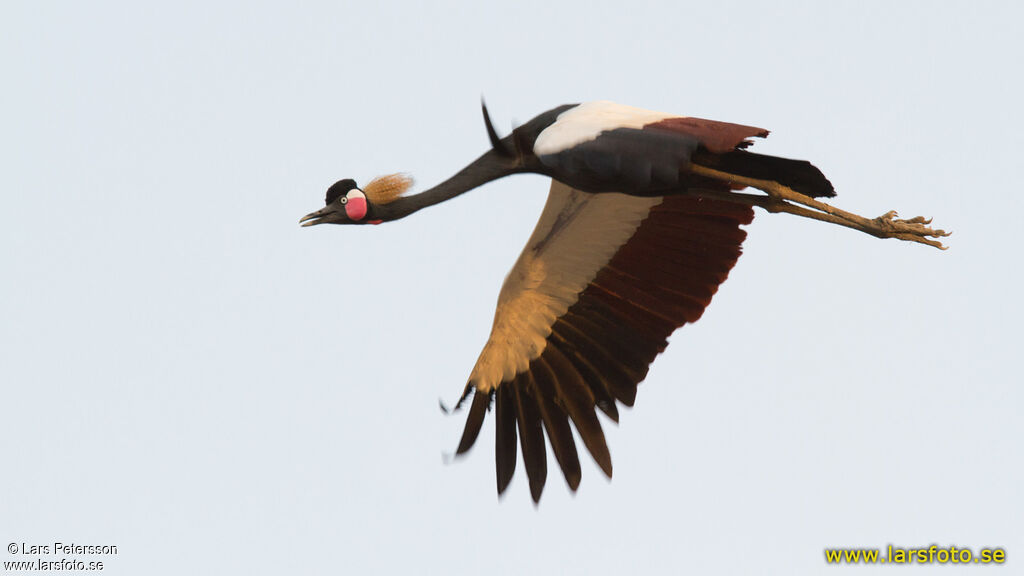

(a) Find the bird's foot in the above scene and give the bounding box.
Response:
[871,211,951,249]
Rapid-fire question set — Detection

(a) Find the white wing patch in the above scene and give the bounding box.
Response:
[469,181,662,392]
[532,100,679,156]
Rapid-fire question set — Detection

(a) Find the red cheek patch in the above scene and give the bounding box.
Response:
[345,196,368,221]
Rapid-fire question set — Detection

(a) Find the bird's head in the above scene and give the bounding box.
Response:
[300,174,413,227]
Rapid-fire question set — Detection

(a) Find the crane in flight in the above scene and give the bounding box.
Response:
[300,100,947,503]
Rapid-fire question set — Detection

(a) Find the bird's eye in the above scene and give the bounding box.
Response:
[340,197,348,205]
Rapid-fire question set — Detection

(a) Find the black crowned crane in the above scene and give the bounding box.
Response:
[300,100,947,503]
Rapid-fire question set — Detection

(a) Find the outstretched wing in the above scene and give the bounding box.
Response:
[455,179,755,502]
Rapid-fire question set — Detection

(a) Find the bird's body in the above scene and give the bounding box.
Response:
[301,100,947,502]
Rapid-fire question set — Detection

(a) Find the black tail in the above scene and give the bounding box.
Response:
[692,149,836,198]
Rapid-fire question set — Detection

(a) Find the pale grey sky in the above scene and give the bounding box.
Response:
[2,1,1021,574]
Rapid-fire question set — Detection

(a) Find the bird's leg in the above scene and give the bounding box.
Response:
[688,165,951,250]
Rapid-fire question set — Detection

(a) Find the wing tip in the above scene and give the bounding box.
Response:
[480,99,514,158]
[455,386,492,456]
[495,384,518,495]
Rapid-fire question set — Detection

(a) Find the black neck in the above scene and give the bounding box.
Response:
[378,149,520,221]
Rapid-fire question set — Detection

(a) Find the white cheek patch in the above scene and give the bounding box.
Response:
[345,189,368,220]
